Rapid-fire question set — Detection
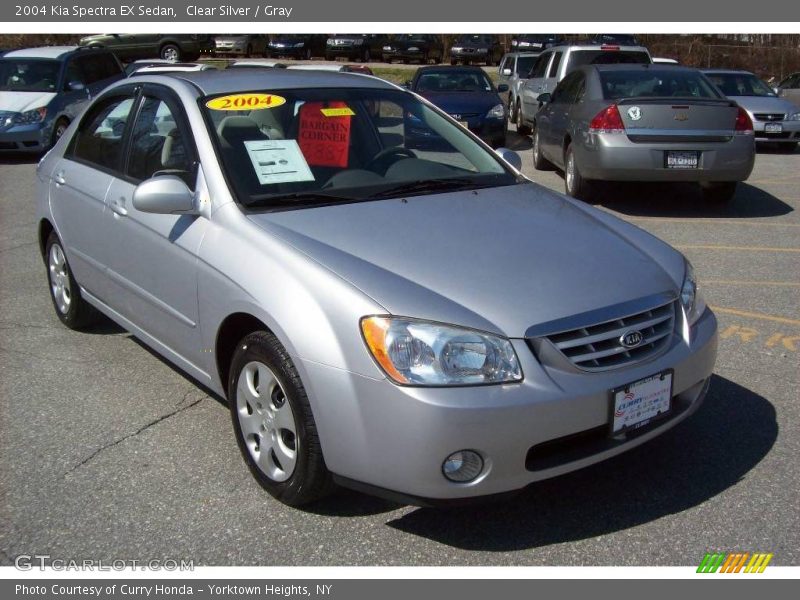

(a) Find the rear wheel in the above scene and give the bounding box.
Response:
[45,232,97,330]
[564,144,596,201]
[515,100,530,135]
[532,125,554,170]
[228,331,334,506]
[159,43,181,62]
[700,182,737,205]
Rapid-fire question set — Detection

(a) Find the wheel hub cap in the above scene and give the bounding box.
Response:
[49,244,71,315]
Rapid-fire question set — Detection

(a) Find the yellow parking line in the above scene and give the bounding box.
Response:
[627,217,800,228]
[711,306,800,326]
[675,245,800,253]
[704,280,800,287]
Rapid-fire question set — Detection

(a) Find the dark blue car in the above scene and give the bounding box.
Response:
[406,66,508,148]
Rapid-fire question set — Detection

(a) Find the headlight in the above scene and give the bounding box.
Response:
[326,38,335,45]
[511,40,518,47]
[451,46,463,52]
[383,45,393,51]
[486,103,505,119]
[294,42,305,48]
[408,46,420,52]
[680,260,706,326]
[786,111,800,121]
[13,107,47,125]
[361,316,523,386]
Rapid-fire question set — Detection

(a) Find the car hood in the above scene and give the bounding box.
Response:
[0,91,56,114]
[729,95,799,114]
[453,41,490,50]
[246,184,684,337]
[418,91,502,114]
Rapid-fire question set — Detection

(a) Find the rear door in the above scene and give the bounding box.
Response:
[49,87,138,300]
[540,71,585,162]
[520,51,552,118]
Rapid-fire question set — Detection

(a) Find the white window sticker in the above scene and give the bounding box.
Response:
[244,139,315,185]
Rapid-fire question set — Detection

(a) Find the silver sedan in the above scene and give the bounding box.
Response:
[531,64,756,203]
[36,69,718,507]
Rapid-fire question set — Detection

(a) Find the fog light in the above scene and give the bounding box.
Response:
[442,450,483,482]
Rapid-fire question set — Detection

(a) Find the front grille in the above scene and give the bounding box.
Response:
[543,301,675,371]
[753,112,785,122]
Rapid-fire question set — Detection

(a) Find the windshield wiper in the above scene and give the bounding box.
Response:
[246,190,358,209]
[369,177,503,199]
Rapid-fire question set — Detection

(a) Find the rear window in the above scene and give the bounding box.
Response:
[565,50,650,74]
[600,70,723,100]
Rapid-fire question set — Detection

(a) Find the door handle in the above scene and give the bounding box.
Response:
[54,171,66,186]
[110,196,128,217]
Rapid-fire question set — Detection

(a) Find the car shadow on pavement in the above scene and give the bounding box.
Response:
[592,181,793,218]
[385,375,777,551]
[504,131,532,152]
[0,153,41,165]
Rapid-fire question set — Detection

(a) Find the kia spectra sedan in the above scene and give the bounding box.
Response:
[36,69,718,507]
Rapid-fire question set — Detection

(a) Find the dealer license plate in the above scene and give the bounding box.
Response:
[611,371,673,434]
[666,151,699,169]
[765,122,783,133]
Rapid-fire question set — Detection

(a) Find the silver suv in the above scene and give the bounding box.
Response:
[515,43,651,134]
[498,52,541,125]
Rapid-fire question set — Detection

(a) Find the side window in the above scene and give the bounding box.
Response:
[76,55,104,85]
[98,53,122,80]
[69,94,135,171]
[551,72,578,103]
[573,74,587,103]
[62,59,85,91]
[531,53,551,79]
[127,96,194,188]
[548,51,563,78]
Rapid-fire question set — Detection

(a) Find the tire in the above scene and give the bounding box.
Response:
[228,331,334,506]
[564,144,596,201]
[532,125,554,171]
[362,48,370,62]
[700,182,737,205]
[515,100,531,135]
[50,118,69,149]
[159,43,181,62]
[45,232,97,330]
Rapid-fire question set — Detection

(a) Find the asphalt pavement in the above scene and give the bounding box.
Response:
[0,130,798,566]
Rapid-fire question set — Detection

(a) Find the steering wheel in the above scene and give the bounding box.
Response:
[366,146,416,175]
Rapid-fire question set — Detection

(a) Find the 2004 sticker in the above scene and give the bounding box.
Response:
[206,93,287,111]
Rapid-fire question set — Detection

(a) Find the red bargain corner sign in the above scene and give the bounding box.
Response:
[298,102,353,168]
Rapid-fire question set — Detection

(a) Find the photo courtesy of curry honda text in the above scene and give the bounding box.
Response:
[36,68,718,507]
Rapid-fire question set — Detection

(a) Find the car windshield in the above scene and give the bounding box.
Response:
[565,50,650,73]
[705,73,776,97]
[517,56,538,76]
[0,58,60,92]
[202,87,516,209]
[600,70,722,99]
[416,70,494,93]
[455,35,491,45]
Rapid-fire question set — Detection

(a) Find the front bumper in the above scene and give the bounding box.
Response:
[326,46,362,59]
[267,45,307,57]
[578,133,755,182]
[0,122,49,152]
[752,120,800,143]
[383,48,427,62]
[298,307,718,502]
[451,50,490,63]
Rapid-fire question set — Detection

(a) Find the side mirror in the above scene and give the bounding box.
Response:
[494,147,522,171]
[537,92,552,104]
[497,83,509,93]
[502,68,512,76]
[132,175,196,215]
[773,87,780,94]
[67,80,85,91]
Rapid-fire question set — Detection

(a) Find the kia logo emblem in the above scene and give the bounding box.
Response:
[620,330,644,348]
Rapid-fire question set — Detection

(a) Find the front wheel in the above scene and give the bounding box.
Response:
[45,232,97,329]
[564,144,596,201]
[228,331,333,506]
[159,43,181,62]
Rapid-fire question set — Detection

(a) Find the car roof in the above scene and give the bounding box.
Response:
[503,52,541,57]
[2,46,81,59]
[171,68,395,94]
[547,44,650,53]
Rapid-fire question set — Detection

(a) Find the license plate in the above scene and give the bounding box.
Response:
[610,371,673,434]
[765,122,783,133]
[666,151,699,169]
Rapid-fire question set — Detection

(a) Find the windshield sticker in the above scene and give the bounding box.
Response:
[320,107,356,117]
[206,93,287,111]
[298,101,351,168]
[244,139,315,185]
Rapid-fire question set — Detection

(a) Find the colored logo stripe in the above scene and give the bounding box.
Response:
[697,552,773,573]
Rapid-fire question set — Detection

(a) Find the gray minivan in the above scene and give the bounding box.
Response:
[515,43,651,134]
[0,46,124,152]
